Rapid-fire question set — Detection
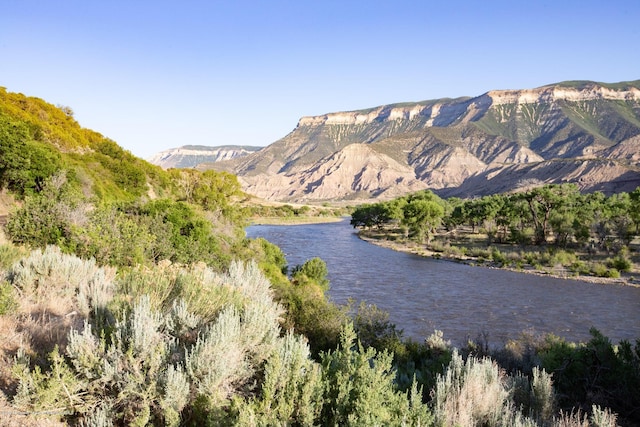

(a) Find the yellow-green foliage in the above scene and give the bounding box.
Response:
[0,87,105,151]
[0,87,177,202]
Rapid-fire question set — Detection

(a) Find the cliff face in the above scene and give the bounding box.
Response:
[202,80,640,201]
[148,145,261,169]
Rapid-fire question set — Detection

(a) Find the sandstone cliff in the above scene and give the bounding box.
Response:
[202,80,640,201]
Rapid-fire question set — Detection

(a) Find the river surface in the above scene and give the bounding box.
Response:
[246,219,640,346]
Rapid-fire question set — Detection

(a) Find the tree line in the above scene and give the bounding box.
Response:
[352,183,640,251]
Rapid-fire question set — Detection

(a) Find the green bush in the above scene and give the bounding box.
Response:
[607,254,632,272]
[0,243,26,270]
[320,323,431,426]
[140,199,229,269]
[291,257,330,290]
[351,301,405,355]
[0,279,17,315]
[539,329,639,425]
[490,247,507,265]
[5,171,83,250]
[0,113,63,197]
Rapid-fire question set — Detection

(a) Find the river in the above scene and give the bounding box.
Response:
[246,219,640,347]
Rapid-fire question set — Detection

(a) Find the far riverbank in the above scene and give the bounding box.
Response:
[249,216,346,226]
[357,232,640,288]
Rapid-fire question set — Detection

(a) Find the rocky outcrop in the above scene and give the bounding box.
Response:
[149,145,261,169]
[201,80,640,201]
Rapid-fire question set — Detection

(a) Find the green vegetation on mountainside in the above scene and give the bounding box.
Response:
[552,79,640,90]
[0,89,166,201]
[472,97,640,160]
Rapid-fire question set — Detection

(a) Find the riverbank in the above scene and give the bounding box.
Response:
[249,216,346,225]
[357,233,640,288]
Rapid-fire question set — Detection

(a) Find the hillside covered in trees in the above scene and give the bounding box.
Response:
[1,89,639,426]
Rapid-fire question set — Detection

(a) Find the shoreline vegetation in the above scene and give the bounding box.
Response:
[245,209,640,287]
[357,231,640,288]
[349,185,640,290]
[249,215,345,225]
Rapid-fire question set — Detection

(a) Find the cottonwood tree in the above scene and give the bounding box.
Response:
[520,184,580,245]
[401,198,444,244]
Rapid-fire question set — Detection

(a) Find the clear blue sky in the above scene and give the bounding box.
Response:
[2,0,639,159]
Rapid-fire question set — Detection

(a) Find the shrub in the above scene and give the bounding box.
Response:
[5,171,84,250]
[12,260,287,426]
[590,263,617,278]
[320,323,431,426]
[431,350,549,426]
[490,247,508,266]
[0,243,27,270]
[236,331,323,425]
[7,245,115,316]
[607,254,632,272]
[75,204,156,267]
[291,257,330,290]
[352,301,403,352]
[0,113,63,197]
[547,249,578,267]
[539,329,639,425]
[0,279,17,315]
[140,199,229,270]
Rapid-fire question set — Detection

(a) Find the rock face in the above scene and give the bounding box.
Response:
[149,145,262,169]
[203,80,640,201]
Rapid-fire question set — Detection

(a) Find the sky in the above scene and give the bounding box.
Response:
[1,0,639,160]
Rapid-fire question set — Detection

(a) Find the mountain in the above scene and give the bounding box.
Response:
[148,145,262,169]
[203,80,640,201]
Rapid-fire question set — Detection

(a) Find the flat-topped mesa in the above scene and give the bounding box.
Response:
[487,84,640,105]
[297,82,640,127]
[297,107,417,127]
[296,98,472,127]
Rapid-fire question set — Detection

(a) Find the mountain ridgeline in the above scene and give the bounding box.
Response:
[149,145,262,169]
[200,80,640,201]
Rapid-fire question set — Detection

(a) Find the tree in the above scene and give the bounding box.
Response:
[0,114,62,196]
[350,203,392,230]
[520,184,580,245]
[401,198,444,244]
[630,187,640,234]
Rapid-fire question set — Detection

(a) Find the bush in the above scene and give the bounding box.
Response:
[0,243,26,270]
[140,199,229,270]
[12,260,287,426]
[590,262,618,278]
[7,245,115,316]
[431,350,551,426]
[607,254,632,272]
[320,323,431,426]
[291,257,330,290]
[0,279,17,315]
[539,329,639,425]
[5,171,84,250]
[490,247,508,265]
[352,301,404,353]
